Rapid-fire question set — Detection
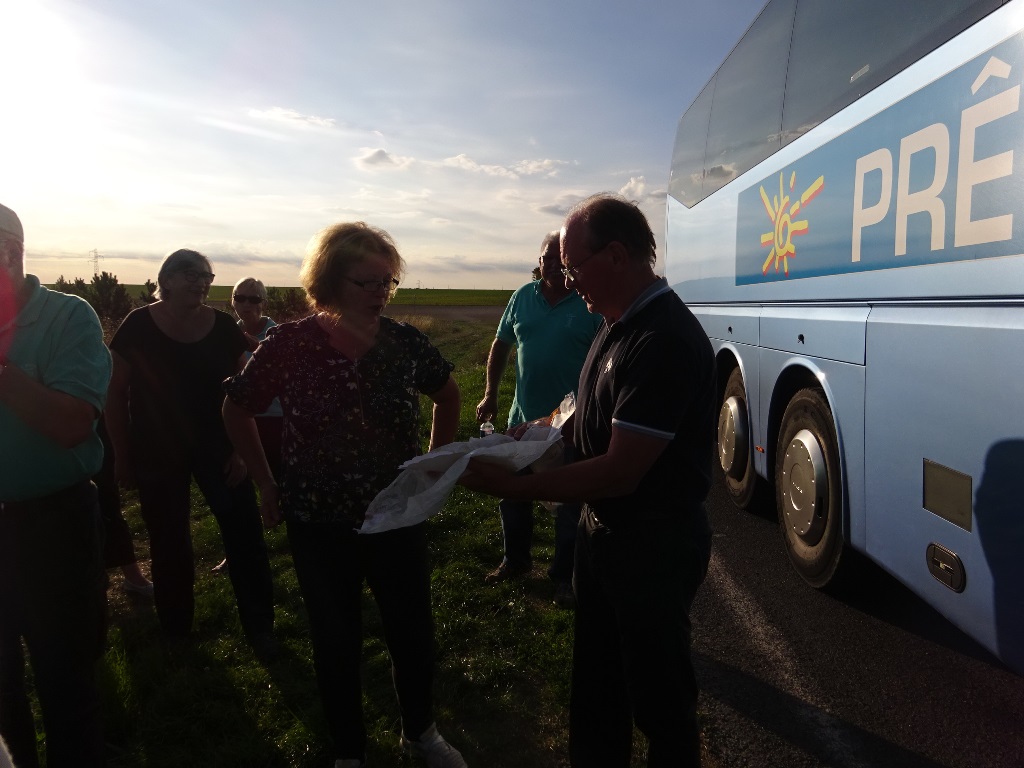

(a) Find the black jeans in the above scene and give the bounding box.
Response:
[287,520,436,761]
[136,450,274,639]
[0,481,107,768]
[569,505,712,768]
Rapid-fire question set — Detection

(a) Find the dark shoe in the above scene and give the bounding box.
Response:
[484,561,529,584]
[553,581,576,609]
[123,578,154,599]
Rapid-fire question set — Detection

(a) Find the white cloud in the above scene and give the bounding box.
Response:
[248,107,337,130]
[354,148,415,171]
[619,175,667,205]
[512,158,566,177]
[197,117,289,142]
[352,187,433,203]
[442,154,519,179]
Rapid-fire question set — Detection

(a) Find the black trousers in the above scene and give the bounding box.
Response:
[287,520,436,761]
[94,417,136,569]
[0,481,107,768]
[570,505,712,768]
[136,450,274,639]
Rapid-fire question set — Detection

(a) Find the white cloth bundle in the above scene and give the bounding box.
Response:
[360,426,563,534]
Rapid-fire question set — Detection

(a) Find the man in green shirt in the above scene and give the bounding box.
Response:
[0,203,111,767]
[475,231,602,606]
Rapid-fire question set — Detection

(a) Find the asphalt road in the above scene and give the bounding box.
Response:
[694,472,1024,768]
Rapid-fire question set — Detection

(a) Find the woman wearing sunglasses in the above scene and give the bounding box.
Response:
[230,277,285,484]
[104,250,275,660]
[208,278,286,575]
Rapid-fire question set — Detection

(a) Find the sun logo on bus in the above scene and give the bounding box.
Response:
[760,171,824,276]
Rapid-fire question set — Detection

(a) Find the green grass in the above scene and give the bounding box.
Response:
[389,288,513,307]
[83,314,599,768]
[108,286,513,307]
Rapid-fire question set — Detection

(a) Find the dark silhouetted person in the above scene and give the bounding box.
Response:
[462,194,716,767]
[0,203,110,767]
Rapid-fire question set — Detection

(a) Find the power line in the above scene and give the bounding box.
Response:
[88,249,104,276]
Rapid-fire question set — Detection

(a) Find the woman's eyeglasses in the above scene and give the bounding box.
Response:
[233,294,263,304]
[180,269,215,283]
[348,277,399,293]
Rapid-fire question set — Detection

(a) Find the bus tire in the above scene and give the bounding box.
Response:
[775,387,844,588]
[719,367,761,509]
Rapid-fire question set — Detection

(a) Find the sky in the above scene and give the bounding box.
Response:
[0,0,765,290]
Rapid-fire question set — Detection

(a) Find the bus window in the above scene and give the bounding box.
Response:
[669,79,715,208]
[703,0,794,198]
[782,0,1002,145]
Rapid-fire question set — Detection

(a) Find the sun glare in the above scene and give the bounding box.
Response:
[0,2,101,195]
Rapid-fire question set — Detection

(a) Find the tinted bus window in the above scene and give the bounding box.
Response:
[703,0,795,198]
[669,79,715,208]
[782,0,1003,144]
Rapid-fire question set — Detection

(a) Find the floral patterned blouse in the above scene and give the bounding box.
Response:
[223,315,454,526]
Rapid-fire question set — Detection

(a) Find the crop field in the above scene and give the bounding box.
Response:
[117,285,513,307]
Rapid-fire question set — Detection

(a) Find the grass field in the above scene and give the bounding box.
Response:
[115,285,514,307]
[87,313,606,768]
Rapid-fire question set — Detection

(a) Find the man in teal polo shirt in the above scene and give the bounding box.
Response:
[0,203,111,767]
[475,231,602,606]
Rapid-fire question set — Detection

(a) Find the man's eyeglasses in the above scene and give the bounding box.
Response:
[233,294,263,304]
[180,269,215,283]
[560,250,599,282]
[348,277,399,293]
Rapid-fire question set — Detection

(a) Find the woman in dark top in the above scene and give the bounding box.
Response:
[223,223,466,768]
[105,249,274,658]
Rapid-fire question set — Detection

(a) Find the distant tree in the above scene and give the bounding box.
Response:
[138,278,157,305]
[53,271,135,324]
[53,275,90,299]
[265,286,310,322]
[90,271,134,321]
[531,266,542,281]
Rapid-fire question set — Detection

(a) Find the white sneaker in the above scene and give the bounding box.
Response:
[400,723,467,768]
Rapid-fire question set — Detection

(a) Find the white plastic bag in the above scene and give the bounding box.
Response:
[360,426,563,534]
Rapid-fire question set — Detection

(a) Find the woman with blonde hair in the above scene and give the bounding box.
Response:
[223,223,466,768]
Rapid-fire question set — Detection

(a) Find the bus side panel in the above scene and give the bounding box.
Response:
[756,348,867,551]
[759,305,868,364]
[864,304,1024,673]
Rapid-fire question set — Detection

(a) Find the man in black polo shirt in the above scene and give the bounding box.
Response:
[462,193,716,767]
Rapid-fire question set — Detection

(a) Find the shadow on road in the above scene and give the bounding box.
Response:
[695,652,948,768]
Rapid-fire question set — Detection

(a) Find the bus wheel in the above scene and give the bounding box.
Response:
[719,367,761,509]
[776,387,844,588]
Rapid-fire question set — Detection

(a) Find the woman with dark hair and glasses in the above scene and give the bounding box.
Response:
[230,276,285,481]
[223,223,467,768]
[105,250,276,659]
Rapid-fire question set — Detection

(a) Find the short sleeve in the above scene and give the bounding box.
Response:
[46,298,111,414]
[217,311,249,359]
[495,288,521,345]
[407,328,454,395]
[108,307,143,359]
[223,331,283,414]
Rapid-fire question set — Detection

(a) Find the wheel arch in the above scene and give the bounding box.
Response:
[715,346,742,407]
[767,361,851,543]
